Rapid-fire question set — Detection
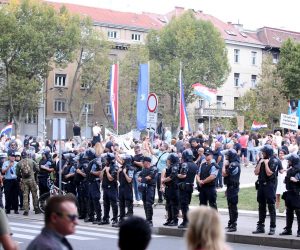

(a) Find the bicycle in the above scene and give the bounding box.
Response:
[38,177,67,213]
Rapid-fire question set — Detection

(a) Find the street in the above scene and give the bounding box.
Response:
[7,216,294,250]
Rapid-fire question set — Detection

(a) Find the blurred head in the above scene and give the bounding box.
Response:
[186,206,225,250]
[143,157,152,168]
[45,195,78,236]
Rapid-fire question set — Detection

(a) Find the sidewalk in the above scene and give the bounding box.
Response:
[7,205,300,250]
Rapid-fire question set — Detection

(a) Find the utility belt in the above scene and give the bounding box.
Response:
[88,178,100,183]
[178,182,193,191]
[102,183,117,189]
[227,182,240,188]
[255,179,275,190]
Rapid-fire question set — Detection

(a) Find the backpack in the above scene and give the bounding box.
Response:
[21,160,31,178]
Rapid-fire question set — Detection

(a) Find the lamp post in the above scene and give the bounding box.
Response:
[85,105,89,139]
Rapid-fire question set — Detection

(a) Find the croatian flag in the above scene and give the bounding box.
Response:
[110,64,119,131]
[0,123,12,136]
[136,64,149,131]
[192,83,217,103]
[251,121,268,130]
[179,67,190,132]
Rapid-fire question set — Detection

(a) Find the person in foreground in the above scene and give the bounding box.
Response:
[185,206,230,250]
[0,207,18,250]
[26,195,78,250]
[118,216,152,250]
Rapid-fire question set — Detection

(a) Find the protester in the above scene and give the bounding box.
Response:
[185,206,230,250]
[26,195,78,250]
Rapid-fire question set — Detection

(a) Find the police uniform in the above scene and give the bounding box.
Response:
[118,155,134,223]
[253,145,282,235]
[178,149,198,228]
[223,149,240,232]
[197,149,218,209]
[163,153,179,227]
[37,152,54,196]
[86,156,102,224]
[139,157,158,226]
[62,155,77,196]
[280,154,300,237]
[101,153,119,226]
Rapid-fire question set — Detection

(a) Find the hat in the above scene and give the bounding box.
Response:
[143,156,152,163]
[14,152,21,157]
[204,149,213,156]
[0,153,7,158]
[8,151,16,157]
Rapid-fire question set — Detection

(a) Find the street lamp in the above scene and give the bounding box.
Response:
[85,105,89,139]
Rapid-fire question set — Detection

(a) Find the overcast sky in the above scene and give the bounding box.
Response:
[48,0,300,32]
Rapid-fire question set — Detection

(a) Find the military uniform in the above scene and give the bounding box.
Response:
[280,154,300,237]
[101,153,119,226]
[178,149,198,228]
[16,157,40,215]
[253,145,282,235]
[223,149,240,232]
[139,157,158,226]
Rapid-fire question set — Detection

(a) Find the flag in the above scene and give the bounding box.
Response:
[0,123,12,136]
[136,64,149,131]
[251,121,268,130]
[192,83,217,103]
[288,100,300,125]
[179,66,190,132]
[110,63,119,130]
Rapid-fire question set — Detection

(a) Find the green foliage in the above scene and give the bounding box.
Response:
[277,38,300,99]
[0,0,81,132]
[147,11,230,131]
[237,55,287,130]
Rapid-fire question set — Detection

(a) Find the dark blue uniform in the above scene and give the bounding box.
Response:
[139,164,158,225]
[37,156,54,197]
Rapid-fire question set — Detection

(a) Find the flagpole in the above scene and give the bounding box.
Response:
[148,61,150,94]
[117,61,119,136]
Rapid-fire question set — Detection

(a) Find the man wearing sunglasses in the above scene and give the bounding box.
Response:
[27,195,78,250]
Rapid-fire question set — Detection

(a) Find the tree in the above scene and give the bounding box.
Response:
[277,38,300,99]
[237,55,287,130]
[147,11,230,131]
[0,0,80,134]
[67,17,111,125]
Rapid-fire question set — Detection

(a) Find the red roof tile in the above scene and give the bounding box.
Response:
[47,1,163,30]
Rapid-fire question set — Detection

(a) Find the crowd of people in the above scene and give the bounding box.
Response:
[0,126,300,239]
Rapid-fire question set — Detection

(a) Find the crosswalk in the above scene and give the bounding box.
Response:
[10,221,165,242]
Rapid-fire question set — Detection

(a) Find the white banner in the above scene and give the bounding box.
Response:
[280,114,299,130]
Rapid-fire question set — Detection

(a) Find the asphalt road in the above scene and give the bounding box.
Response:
[7,217,294,250]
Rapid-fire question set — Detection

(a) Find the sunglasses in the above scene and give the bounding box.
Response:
[56,212,78,222]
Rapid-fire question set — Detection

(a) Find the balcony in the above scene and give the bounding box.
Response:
[194,107,237,118]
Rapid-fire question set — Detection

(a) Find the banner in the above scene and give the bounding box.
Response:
[192,83,217,103]
[236,116,244,132]
[179,66,190,131]
[110,64,119,131]
[280,113,299,130]
[136,64,149,131]
[288,99,300,125]
[0,123,12,136]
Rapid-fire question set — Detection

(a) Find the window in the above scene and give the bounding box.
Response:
[251,51,257,65]
[55,74,67,87]
[25,112,37,124]
[234,73,240,87]
[251,75,257,88]
[198,99,205,108]
[54,99,66,112]
[80,82,90,89]
[131,33,141,41]
[234,49,240,63]
[273,53,279,64]
[83,103,94,113]
[108,31,117,39]
[234,97,239,110]
[216,96,223,109]
[105,103,111,115]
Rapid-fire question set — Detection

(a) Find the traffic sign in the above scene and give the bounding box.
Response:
[147,93,158,112]
[147,112,157,130]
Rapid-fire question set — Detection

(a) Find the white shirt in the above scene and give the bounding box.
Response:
[92,126,101,136]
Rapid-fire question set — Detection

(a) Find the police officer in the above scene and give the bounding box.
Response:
[116,154,135,225]
[222,149,241,232]
[85,153,102,224]
[196,149,218,209]
[138,156,158,226]
[16,150,40,216]
[177,149,198,228]
[162,153,179,227]
[280,154,300,237]
[253,145,282,235]
[101,153,119,226]
[37,150,54,196]
[0,153,7,209]
[61,153,77,195]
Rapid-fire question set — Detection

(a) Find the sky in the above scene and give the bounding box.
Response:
[47,0,300,32]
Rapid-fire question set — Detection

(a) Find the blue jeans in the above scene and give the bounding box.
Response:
[247,148,257,164]
[133,171,142,201]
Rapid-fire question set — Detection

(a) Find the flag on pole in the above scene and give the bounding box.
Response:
[179,65,190,132]
[136,64,149,131]
[192,83,217,103]
[110,63,119,131]
[251,121,268,130]
[0,123,12,136]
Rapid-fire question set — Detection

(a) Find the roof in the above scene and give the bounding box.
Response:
[48,2,163,30]
[256,27,300,48]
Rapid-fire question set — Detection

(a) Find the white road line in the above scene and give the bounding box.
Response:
[12,233,34,240]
